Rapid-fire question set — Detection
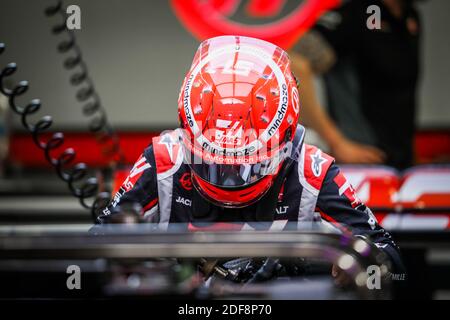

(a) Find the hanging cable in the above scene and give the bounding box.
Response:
[44,0,125,166]
[0,42,110,222]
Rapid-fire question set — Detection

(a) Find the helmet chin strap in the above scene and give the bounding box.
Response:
[255,125,305,222]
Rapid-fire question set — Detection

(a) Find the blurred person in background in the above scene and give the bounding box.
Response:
[290,0,420,169]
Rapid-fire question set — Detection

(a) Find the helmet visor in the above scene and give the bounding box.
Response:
[182,141,289,188]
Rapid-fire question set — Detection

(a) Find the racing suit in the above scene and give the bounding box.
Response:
[100,125,404,272]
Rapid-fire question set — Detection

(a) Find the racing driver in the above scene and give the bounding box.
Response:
[100,36,404,277]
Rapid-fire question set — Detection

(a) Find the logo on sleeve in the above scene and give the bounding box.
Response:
[334,172,362,208]
[365,207,378,230]
[122,155,151,192]
[129,156,151,178]
[310,149,327,177]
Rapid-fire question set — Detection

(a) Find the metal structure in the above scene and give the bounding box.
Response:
[0,224,392,299]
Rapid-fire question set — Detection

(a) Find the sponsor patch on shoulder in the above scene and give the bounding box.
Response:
[310,149,327,177]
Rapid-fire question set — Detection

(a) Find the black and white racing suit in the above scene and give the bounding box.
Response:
[100,126,404,272]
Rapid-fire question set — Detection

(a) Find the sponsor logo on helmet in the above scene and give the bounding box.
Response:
[183,74,195,128]
[214,120,243,146]
[268,83,288,136]
[201,141,256,158]
[291,86,299,114]
[181,127,285,165]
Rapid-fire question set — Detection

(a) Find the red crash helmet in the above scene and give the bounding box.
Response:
[178,35,300,208]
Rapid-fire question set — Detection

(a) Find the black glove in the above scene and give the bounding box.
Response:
[218,257,310,283]
[246,258,283,283]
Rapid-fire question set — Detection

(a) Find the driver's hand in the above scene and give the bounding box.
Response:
[331,264,352,287]
[331,138,386,164]
[101,202,144,224]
